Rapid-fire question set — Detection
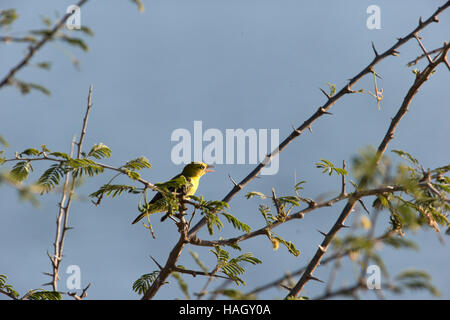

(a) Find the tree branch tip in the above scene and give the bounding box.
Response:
[41,281,53,287]
[278,284,292,291]
[308,275,324,283]
[319,107,333,115]
[319,87,331,99]
[358,199,371,215]
[371,41,379,57]
[228,174,239,187]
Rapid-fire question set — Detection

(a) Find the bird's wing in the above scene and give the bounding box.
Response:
[131,174,190,225]
[148,173,183,204]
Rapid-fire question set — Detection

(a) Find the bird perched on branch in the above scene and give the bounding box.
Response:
[131,161,214,224]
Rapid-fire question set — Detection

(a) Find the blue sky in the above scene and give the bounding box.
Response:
[1,0,449,299]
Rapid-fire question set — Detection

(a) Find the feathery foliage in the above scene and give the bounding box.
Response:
[210,247,261,285]
[132,271,160,296]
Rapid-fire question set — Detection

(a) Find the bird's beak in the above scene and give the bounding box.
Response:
[205,165,214,173]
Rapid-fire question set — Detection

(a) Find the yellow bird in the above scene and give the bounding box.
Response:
[132,161,214,224]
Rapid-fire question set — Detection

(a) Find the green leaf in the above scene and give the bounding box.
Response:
[79,26,94,36]
[258,204,272,225]
[14,80,51,96]
[395,269,440,297]
[294,181,306,191]
[245,191,269,199]
[210,247,261,285]
[123,156,151,171]
[49,152,70,160]
[127,171,140,181]
[0,274,19,299]
[315,158,347,177]
[273,234,300,257]
[220,212,251,233]
[205,210,223,235]
[0,9,18,26]
[327,82,336,97]
[37,164,65,193]
[29,83,51,95]
[171,272,190,299]
[217,289,256,300]
[132,271,160,295]
[87,143,112,159]
[67,158,104,177]
[36,62,52,70]
[189,250,209,274]
[89,184,139,199]
[60,36,89,51]
[382,237,419,251]
[10,161,32,182]
[0,136,9,148]
[392,150,420,168]
[396,269,430,281]
[20,148,40,157]
[26,289,62,300]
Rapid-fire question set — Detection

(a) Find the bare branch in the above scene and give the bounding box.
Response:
[407,46,445,66]
[47,86,93,292]
[413,34,433,64]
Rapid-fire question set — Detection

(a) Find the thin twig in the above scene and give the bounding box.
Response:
[414,34,433,64]
[0,36,37,43]
[49,136,76,291]
[172,266,231,281]
[0,0,90,89]
[68,283,91,300]
[46,86,93,292]
[407,46,445,66]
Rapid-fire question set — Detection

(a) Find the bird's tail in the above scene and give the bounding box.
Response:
[131,212,149,224]
[160,212,170,222]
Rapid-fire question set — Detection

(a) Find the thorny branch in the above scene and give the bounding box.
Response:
[246,231,394,296]
[45,86,93,298]
[141,1,450,299]
[142,192,190,300]
[187,1,450,239]
[286,41,450,299]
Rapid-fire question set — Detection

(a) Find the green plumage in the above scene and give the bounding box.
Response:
[131,162,213,224]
